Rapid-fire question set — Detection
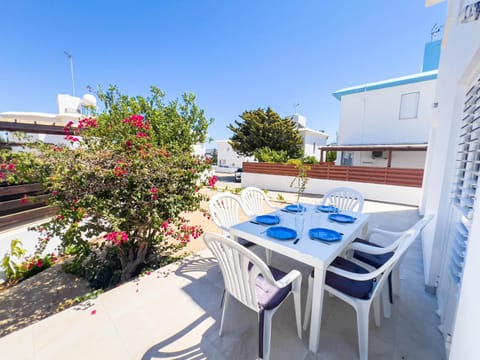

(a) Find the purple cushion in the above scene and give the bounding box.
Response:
[323,257,374,300]
[237,237,255,247]
[353,238,394,269]
[255,267,292,310]
[251,265,292,359]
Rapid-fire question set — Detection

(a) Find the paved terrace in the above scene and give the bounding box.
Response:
[0,196,446,359]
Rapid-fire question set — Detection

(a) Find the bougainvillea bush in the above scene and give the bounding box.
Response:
[28,86,212,287]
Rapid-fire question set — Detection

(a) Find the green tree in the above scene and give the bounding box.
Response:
[228,107,303,159]
[26,86,212,286]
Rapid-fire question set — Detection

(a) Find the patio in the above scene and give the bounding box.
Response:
[0,200,445,360]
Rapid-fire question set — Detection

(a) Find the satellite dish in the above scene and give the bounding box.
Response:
[81,93,97,108]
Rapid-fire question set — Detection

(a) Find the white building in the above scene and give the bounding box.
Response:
[217,115,328,170]
[216,140,255,171]
[421,0,480,357]
[0,93,96,146]
[291,114,329,158]
[330,41,440,168]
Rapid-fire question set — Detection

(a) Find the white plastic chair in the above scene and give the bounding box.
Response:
[209,192,254,247]
[303,216,432,360]
[241,187,278,216]
[321,187,364,212]
[347,227,407,318]
[241,187,279,264]
[204,232,302,360]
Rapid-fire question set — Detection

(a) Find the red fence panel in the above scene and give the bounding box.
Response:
[243,163,424,188]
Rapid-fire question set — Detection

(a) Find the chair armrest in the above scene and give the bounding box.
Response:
[275,269,302,289]
[345,241,395,255]
[327,264,382,282]
[368,227,404,238]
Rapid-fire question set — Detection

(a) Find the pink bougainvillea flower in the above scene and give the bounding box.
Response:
[78,117,98,129]
[36,259,44,268]
[150,187,158,200]
[123,114,149,130]
[64,135,79,142]
[90,309,97,315]
[136,132,149,138]
[20,195,29,204]
[105,231,129,246]
[63,121,74,133]
[7,163,16,171]
[52,190,59,196]
[208,175,218,188]
[114,166,127,177]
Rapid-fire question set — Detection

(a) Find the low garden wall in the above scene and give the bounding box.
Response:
[242,162,424,206]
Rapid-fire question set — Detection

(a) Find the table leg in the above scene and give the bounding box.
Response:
[309,267,326,353]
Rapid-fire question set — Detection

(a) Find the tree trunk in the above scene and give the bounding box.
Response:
[119,243,149,281]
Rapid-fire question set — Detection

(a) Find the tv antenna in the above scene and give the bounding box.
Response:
[293,103,300,114]
[64,51,76,96]
[430,24,442,41]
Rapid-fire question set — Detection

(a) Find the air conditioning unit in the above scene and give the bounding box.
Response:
[372,151,384,159]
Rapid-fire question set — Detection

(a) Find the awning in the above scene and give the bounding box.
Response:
[320,144,428,152]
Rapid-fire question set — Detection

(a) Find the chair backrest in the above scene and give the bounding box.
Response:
[321,187,364,212]
[209,193,247,236]
[241,186,276,216]
[204,232,277,312]
[367,215,433,299]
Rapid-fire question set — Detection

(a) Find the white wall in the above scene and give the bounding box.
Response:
[390,151,426,168]
[300,130,328,158]
[192,143,206,157]
[216,140,255,169]
[421,1,480,357]
[338,79,436,145]
[344,150,426,169]
[242,172,422,205]
[0,219,61,282]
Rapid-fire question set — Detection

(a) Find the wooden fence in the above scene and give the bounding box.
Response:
[0,183,54,230]
[242,162,424,188]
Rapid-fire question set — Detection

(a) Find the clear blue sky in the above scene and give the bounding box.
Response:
[0,1,446,146]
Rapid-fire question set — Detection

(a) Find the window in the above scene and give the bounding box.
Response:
[341,152,353,166]
[399,92,420,119]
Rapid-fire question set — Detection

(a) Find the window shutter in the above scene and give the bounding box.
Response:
[451,77,480,284]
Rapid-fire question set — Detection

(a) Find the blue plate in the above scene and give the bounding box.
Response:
[328,213,356,223]
[284,204,305,213]
[255,215,280,225]
[317,205,339,213]
[266,226,297,240]
[309,228,342,242]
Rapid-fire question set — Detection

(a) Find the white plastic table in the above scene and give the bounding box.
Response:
[229,204,369,353]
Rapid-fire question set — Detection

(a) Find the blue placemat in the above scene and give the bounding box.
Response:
[284,204,305,213]
[266,226,297,240]
[317,205,339,213]
[328,213,356,223]
[255,215,280,225]
[309,228,342,242]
